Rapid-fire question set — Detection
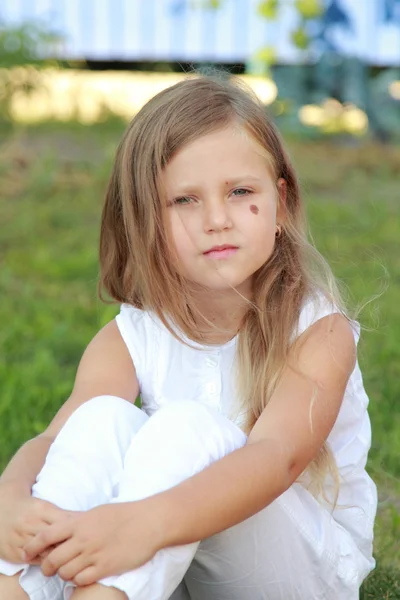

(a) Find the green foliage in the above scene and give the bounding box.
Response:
[198,0,223,8]
[295,0,324,19]
[257,0,279,20]
[0,124,399,596]
[0,21,63,123]
[204,0,222,8]
[255,0,323,54]
[290,26,309,50]
[253,46,277,68]
[0,20,61,68]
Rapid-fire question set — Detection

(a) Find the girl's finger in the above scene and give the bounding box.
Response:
[58,554,92,582]
[40,539,81,577]
[73,565,99,587]
[26,557,42,566]
[26,546,56,567]
[19,521,53,537]
[42,505,72,526]
[23,521,72,560]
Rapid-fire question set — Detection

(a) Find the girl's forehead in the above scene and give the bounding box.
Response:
[162,126,276,180]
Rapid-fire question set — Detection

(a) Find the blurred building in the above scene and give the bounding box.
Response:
[0,0,399,67]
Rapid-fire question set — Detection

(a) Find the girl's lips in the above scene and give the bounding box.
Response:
[203,247,239,259]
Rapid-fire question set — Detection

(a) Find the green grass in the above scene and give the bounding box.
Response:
[1,123,399,597]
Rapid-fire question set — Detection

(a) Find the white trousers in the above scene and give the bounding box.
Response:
[0,396,369,600]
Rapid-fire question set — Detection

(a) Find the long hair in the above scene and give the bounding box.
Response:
[99,74,347,500]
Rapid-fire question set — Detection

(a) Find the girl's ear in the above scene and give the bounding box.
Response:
[276,177,287,224]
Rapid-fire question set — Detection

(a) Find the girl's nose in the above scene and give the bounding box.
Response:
[203,200,233,233]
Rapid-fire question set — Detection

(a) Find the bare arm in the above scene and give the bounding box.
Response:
[1,319,138,496]
[154,314,356,547]
[18,313,357,584]
[0,317,139,563]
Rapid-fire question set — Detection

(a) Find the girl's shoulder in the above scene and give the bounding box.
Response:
[115,303,157,337]
[295,292,360,344]
[114,304,164,378]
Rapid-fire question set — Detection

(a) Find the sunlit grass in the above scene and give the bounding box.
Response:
[1,123,399,596]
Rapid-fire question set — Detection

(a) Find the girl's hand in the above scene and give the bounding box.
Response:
[22,502,163,586]
[0,480,65,564]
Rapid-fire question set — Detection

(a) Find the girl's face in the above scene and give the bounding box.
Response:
[162,125,285,297]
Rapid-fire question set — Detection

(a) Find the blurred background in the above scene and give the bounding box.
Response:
[0,1,399,597]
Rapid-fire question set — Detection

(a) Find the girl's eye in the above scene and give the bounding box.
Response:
[173,196,193,205]
[232,188,252,197]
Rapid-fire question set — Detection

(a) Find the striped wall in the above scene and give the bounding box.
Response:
[1,0,399,66]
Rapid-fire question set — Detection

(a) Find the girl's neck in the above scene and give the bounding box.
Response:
[189,286,252,345]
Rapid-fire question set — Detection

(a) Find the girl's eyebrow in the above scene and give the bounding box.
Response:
[224,176,261,185]
[171,175,262,196]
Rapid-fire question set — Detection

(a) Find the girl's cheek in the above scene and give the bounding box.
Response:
[249,204,259,215]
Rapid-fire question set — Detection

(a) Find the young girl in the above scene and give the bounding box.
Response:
[0,74,377,600]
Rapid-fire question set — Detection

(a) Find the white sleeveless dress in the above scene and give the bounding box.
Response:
[116,295,377,567]
[0,295,377,599]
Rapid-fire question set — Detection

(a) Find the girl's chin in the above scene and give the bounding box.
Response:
[185,275,254,294]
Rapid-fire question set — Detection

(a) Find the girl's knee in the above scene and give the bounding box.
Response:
[155,400,217,428]
[0,574,29,600]
[60,395,148,437]
[71,583,127,599]
[73,395,139,421]
[153,401,246,450]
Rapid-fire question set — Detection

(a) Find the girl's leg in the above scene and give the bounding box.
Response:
[64,400,247,600]
[183,483,371,600]
[0,396,149,600]
[70,580,191,600]
[72,584,126,599]
[68,400,370,600]
[0,574,29,600]
[32,396,149,511]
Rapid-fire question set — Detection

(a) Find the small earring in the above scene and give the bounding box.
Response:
[275,224,282,237]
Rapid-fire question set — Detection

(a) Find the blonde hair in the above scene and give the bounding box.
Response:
[99,74,348,501]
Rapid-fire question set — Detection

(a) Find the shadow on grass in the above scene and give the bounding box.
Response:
[361,564,400,599]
